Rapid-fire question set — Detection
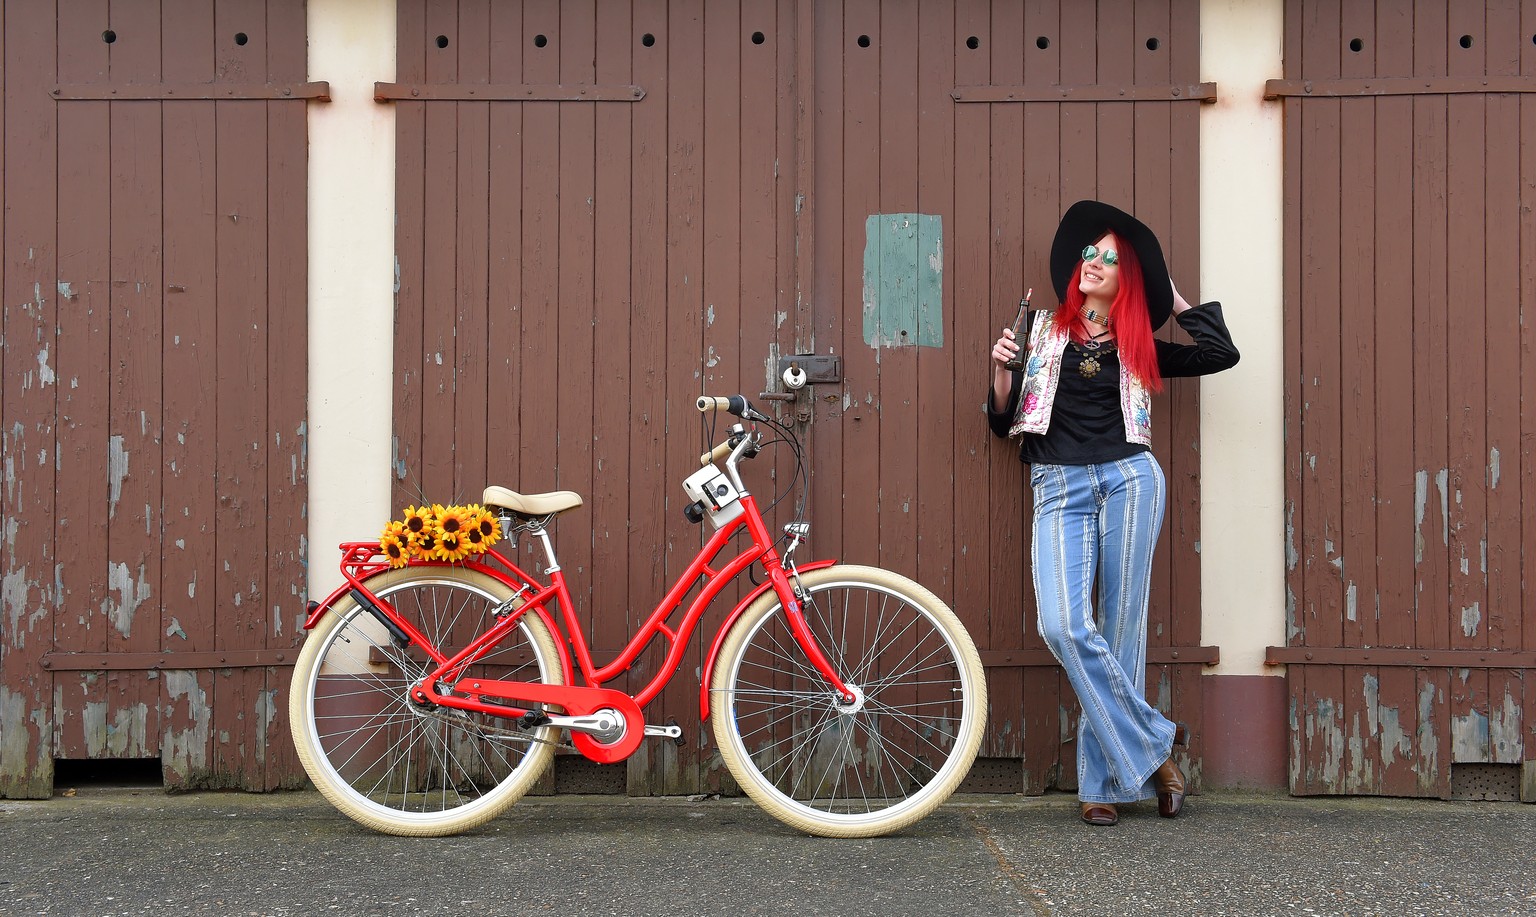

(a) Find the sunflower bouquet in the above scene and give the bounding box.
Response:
[379,503,503,568]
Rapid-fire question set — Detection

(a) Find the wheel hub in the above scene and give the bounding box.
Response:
[832,683,866,715]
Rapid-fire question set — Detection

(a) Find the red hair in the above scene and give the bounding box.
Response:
[1052,235,1163,393]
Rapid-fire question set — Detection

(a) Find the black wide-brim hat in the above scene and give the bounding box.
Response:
[1049,200,1174,331]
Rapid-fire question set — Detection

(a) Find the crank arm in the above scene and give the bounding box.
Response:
[546,710,625,742]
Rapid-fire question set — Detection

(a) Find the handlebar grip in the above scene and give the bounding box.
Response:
[700,440,734,466]
[696,394,752,417]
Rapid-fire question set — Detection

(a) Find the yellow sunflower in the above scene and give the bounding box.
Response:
[402,504,434,539]
[468,505,502,548]
[433,529,471,563]
[379,521,412,569]
[412,530,439,559]
[434,504,473,539]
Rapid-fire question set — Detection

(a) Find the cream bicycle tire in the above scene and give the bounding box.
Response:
[290,566,564,836]
[711,565,987,837]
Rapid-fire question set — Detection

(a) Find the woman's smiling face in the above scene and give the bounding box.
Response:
[1078,231,1120,302]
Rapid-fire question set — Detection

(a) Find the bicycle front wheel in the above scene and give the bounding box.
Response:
[289,566,564,836]
[711,565,987,837]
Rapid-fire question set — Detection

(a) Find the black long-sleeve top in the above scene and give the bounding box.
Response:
[986,302,1240,465]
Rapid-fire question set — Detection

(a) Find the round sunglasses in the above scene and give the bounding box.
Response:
[1081,244,1119,266]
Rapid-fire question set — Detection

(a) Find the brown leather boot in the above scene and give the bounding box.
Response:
[1154,758,1186,818]
[1080,802,1118,826]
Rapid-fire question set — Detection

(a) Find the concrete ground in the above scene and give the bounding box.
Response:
[1,787,1532,916]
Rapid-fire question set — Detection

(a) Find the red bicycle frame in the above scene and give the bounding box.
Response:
[303,491,847,763]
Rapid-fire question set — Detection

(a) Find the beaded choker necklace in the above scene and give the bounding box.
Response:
[1079,306,1111,328]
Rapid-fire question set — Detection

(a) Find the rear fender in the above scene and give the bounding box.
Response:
[699,559,838,721]
[303,565,572,685]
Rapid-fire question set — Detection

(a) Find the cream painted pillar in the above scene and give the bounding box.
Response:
[307,1,396,597]
[1199,0,1287,677]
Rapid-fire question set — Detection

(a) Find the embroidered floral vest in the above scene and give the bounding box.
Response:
[1007,310,1152,445]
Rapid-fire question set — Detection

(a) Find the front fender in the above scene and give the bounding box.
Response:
[699,559,838,721]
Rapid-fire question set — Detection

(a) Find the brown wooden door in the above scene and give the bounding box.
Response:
[387,0,802,794]
[803,0,1211,794]
[389,0,1214,795]
[0,0,313,797]
[1274,0,1535,797]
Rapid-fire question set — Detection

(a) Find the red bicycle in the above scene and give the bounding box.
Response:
[289,395,987,837]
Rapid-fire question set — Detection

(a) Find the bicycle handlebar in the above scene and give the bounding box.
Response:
[696,394,754,418]
[700,440,735,466]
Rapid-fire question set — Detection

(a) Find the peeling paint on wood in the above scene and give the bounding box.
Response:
[2,0,312,796]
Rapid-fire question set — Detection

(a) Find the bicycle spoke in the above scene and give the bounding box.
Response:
[293,569,563,833]
[714,569,985,834]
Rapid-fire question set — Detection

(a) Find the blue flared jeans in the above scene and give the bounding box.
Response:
[1030,453,1178,804]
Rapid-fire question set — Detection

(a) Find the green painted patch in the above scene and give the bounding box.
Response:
[862,213,943,348]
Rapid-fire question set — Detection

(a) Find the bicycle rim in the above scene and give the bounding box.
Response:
[290,567,562,836]
[712,565,987,837]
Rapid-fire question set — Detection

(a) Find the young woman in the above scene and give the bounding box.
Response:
[986,201,1239,826]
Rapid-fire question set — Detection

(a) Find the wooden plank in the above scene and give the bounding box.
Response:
[373,82,643,102]
[52,82,329,100]
[808,0,846,567]
[1335,0,1380,792]
[623,0,670,794]
[212,0,271,790]
[1372,0,1421,798]
[0,0,60,798]
[515,0,558,532]
[1015,0,1061,792]
[1411,0,1451,660]
[50,0,113,767]
[157,0,220,787]
[701,0,741,410]
[454,0,491,512]
[558,0,597,646]
[1122,0,1164,663]
[1264,75,1536,98]
[262,0,311,790]
[655,0,706,796]
[870,0,922,801]
[1164,0,1202,683]
[1522,0,1536,762]
[1416,668,1451,797]
[42,650,297,671]
[1279,0,1307,797]
[738,0,785,751]
[99,0,166,769]
[1484,0,1524,767]
[914,0,955,624]
[876,0,920,587]
[419,0,460,505]
[1444,0,1493,766]
[1371,2,1417,651]
[590,0,634,740]
[952,0,1010,765]
[1049,0,1101,788]
[950,83,1216,103]
[1294,0,1346,794]
[391,0,428,509]
[838,0,881,591]
[1057,0,1096,202]
[689,0,743,795]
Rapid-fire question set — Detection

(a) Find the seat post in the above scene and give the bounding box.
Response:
[530,523,561,573]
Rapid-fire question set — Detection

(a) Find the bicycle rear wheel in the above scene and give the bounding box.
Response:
[289,566,563,836]
[711,565,987,837]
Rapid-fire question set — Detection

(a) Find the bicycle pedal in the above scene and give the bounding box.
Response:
[644,722,685,747]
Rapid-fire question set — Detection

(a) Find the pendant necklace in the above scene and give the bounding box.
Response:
[1074,330,1114,379]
